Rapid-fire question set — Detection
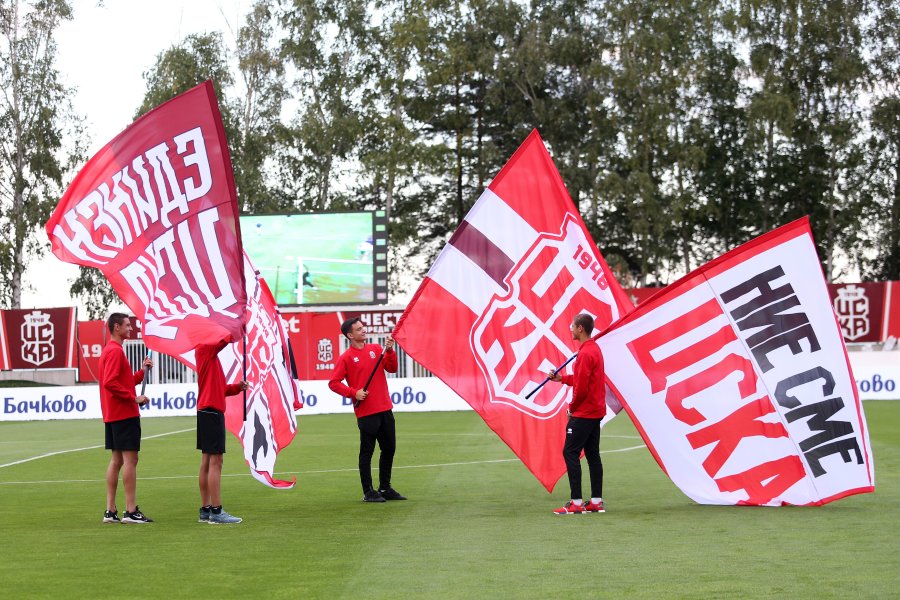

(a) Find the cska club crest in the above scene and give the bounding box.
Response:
[833,284,870,341]
[21,311,55,366]
[471,215,617,419]
[317,338,333,362]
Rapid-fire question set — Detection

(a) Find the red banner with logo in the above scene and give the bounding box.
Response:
[828,282,886,343]
[599,218,875,505]
[393,130,634,491]
[287,308,406,380]
[45,81,247,355]
[0,307,76,370]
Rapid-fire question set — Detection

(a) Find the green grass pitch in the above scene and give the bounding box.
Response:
[242,213,374,305]
[0,403,897,599]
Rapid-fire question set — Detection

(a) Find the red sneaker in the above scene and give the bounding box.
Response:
[584,500,605,513]
[553,501,586,515]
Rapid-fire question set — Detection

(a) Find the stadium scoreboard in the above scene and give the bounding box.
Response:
[242,211,388,306]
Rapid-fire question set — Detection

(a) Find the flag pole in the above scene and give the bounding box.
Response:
[354,351,385,408]
[242,333,248,422]
[139,350,152,404]
[525,352,577,400]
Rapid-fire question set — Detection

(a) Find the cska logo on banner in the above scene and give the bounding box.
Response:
[317,339,333,363]
[833,284,870,341]
[179,251,300,489]
[472,214,619,418]
[45,81,247,356]
[21,311,54,366]
[598,218,875,506]
[394,130,633,491]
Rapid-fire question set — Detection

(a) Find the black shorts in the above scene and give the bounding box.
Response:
[197,408,226,454]
[105,417,141,451]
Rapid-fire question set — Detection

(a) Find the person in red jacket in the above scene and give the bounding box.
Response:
[329,317,406,503]
[99,313,153,524]
[546,313,606,515]
[195,339,249,524]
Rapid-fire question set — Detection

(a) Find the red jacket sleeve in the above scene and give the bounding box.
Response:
[224,383,243,397]
[329,354,355,398]
[383,348,398,373]
[102,351,136,402]
[132,368,145,386]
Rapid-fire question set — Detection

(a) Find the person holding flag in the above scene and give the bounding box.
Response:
[546,313,606,515]
[100,313,153,524]
[195,339,249,524]
[329,317,406,503]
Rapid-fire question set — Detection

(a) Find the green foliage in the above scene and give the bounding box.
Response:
[0,0,82,308]
[61,0,900,313]
[234,0,287,212]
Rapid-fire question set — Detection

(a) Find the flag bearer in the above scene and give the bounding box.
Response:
[546,313,606,515]
[329,317,407,503]
[100,313,153,524]
[195,339,249,524]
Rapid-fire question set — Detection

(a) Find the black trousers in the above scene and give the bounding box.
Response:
[563,416,603,500]
[357,410,396,492]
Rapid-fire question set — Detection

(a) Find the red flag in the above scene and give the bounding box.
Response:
[599,218,875,505]
[393,130,633,491]
[45,81,247,354]
[193,252,300,488]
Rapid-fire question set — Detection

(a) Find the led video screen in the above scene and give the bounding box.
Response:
[242,212,387,306]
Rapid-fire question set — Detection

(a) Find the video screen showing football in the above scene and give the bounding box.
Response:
[242,213,375,305]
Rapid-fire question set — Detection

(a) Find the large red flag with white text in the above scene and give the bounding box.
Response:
[598,217,875,505]
[45,81,246,355]
[45,81,301,487]
[393,130,633,491]
[177,251,300,488]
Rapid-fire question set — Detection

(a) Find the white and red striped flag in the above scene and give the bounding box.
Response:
[393,130,633,491]
[598,218,875,505]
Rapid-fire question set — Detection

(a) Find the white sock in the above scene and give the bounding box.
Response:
[592,498,602,504]
[572,499,583,506]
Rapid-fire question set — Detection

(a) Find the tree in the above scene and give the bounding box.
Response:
[233,0,288,212]
[858,0,900,280]
[738,0,869,280]
[597,0,715,285]
[277,0,372,212]
[0,0,82,308]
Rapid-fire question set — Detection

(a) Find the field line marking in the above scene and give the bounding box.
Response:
[0,443,646,485]
[0,427,195,470]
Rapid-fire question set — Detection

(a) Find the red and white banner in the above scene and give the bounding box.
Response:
[599,218,875,505]
[286,308,405,380]
[45,80,247,355]
[827,281,900,343]
[175,252,300,488]
[393,130,633,491]
[0,307,77,370]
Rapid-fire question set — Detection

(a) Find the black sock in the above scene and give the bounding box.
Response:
[211,505,222,514]
[202,505,212,511]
